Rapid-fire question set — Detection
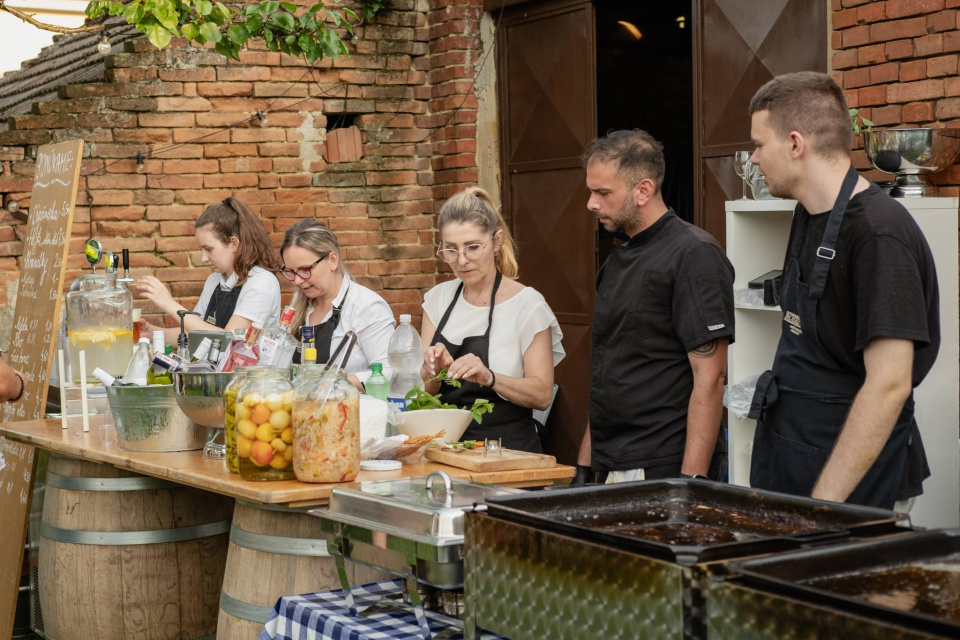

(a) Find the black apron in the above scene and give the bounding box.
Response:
[432,273,543,453]
[748,165,913,510]
[203,283,243,329]
[292,286,349,365]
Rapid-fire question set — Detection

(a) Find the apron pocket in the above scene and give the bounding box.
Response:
[750,418,830,497]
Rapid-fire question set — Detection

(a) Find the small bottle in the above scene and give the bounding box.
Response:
[387,314,423,411]
[182,337,216,372]
[220,323,263,373]
[216,328,248,372]
[92,367,139,388]
[152,353,184,374]
[121,338,152,386]
[365,362,389,401]
[147,330,171,385]
[208,339,222,365]
[303,345,317,365]
[258,306,298,368]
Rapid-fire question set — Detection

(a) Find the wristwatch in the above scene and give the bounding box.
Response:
[679,472,709,480]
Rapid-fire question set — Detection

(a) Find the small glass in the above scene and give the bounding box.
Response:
[237,367,294,481]
[223,366,251,474]
[734,151,752,201]
[483,437,502,457]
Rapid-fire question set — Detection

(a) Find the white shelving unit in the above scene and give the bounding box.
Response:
[725,197,959,529]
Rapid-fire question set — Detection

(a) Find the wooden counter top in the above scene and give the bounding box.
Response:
[0,416,574,507]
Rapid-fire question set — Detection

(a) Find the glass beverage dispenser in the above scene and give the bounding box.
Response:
[66,273,133,382]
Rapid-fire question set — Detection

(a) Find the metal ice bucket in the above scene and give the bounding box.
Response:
[105,383,206,452]
[863,127,960,197]
[172,371,234,458]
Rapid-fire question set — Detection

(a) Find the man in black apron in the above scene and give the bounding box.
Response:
[746,73,939,510]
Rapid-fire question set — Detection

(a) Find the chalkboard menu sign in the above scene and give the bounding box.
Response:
[1,139,82,424]
[0,438,37,640]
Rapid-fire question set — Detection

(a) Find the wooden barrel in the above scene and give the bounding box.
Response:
[218,500,388,639]
[39,456,233,640]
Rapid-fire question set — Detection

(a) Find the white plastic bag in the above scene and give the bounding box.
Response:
[723,374,760,419]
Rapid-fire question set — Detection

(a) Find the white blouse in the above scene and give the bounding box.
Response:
[193,266,281,328]
[422,279,565,379]
[306,276,395,384]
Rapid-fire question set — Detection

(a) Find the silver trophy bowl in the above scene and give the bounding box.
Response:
[171,371,234,459]
[863,128,960,197]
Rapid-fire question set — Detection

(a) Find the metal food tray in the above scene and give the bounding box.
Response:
[482,479,907,565]
[726,528,960,638]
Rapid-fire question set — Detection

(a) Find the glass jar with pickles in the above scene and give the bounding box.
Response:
[236,368,294,481]
[292,368,360,483]
[223,367,252,474]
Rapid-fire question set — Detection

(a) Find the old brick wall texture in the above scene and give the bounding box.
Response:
[0,0,483,331]
[833,0,960,189]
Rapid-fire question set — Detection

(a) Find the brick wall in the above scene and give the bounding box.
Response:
[832,0,960,192]
[0,0,485,335]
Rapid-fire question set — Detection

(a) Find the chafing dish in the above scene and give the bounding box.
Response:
[464,479,910,640]
[710,529,960,639]
[313,471,519,636]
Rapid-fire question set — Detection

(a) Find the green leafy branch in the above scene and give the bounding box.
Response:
[83,0,382,62]
[850,108,874,135]
[404,369,495,425]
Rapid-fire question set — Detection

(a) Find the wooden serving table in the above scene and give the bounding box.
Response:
[1,415,574,640]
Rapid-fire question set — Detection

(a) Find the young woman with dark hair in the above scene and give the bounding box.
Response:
[137,197,282,341]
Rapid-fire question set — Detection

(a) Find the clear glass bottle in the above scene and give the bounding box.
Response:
[66,273,133,382]
[237,367,294,481]
[292,368,361,483]
[147,330,171,384]
[221,323,263,373]
[258,306,299,368]
[223,366,252,474]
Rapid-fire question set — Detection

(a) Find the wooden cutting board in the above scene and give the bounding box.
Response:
[424,447,556,472]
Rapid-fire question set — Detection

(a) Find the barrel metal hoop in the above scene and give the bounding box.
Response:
[41,519,230,546]
[230,524,329,557]
[219,591,276,623]
[46,470,179,492]
[236,498,315,513]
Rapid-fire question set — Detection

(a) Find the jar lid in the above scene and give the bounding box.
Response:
[360,460,402,471]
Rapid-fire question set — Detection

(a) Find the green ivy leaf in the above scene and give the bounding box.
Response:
[271,11,295,30]
[145,23,173,49]
[199,21,222,42]
[196,0,213,16]
[225,24,248,44]
[309,3,324,14]
[180,22,200,39]
[216,1,231,20]
[861,118,874,127]
[243,4,259,16]
[264,1,280,15]
[245,15,263,32]
[280,1,297,11]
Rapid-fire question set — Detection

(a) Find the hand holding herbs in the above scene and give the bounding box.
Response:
[404,369,495,424]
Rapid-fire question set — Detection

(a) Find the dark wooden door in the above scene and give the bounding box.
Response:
[495,0,596,465]
[693,0,827,247]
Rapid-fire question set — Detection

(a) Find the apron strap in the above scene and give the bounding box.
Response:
[482,271,502,338]
[808,164,859,300]
[434,272,502,337]
[434,281,464,335]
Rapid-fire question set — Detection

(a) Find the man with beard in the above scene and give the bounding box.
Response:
[746,72,938,510]
[574,129,734,484]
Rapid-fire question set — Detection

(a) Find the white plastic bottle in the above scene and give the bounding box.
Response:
[121,338,152,386]
[387,314,423,411]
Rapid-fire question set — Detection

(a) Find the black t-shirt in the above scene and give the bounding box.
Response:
[790,185,939,499]
[791,184,940,386]
[590,210,735,471]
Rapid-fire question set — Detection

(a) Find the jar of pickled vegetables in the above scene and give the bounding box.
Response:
[223,366,252,474]
[292,368,360,483]
[236,368,294,481]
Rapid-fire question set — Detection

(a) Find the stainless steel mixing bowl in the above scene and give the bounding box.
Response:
[172,371,235,458]
[863,127,960,197]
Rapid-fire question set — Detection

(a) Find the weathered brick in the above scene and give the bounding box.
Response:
[926,9,957,30]
[885,0,944,19]
[161,159,220,174]
[927,54,958,76]
[885,38,916,58]
[147,175,204,189]
[146,205,205,220]
[902,101,935,121]
[869,62,900,84]
[858,1,887,22]
[203,143,259,158]
[855,44,885,65]
[914,33,944,56]
[86,174,147,190]
[220,158,273,172]
[203,174,259,188]
[935,97,960,119]
[139,113,195,128]
[945,76,960,95]
[196,82,254,97]
[870,16,927,42]
[900,59,928,82]
[155,96,212,111]
[887,79,945,102]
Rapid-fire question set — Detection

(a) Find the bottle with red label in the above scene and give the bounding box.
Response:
[220,323,263,373]
[257,306,298,368]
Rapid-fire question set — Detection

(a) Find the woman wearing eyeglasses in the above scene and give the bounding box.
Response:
[420,187,565,453]
[279,220,395,391]
[137,197,282,340]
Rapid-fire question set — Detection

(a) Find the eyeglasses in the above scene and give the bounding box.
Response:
[437,235,495,264]
[278,255,326,281]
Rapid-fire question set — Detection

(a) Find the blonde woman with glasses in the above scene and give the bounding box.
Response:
[279,220,395,391]
[420,186,564,452]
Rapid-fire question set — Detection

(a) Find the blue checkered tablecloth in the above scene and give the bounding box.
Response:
[257,580,505,640]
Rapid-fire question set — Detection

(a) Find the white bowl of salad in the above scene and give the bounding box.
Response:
[394,408,473,442]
